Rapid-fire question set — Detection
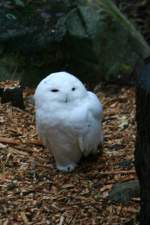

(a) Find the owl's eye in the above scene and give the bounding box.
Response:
[72,87,76,91]
[51,89,59,92]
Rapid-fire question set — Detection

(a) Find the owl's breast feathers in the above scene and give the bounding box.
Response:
[36,98,89,129]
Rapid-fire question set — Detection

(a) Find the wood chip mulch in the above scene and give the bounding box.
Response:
[0,82,139,225]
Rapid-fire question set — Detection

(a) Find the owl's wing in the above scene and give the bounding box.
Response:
[36,122,48,147]
[87,91,103,121]
[35,111,53,153]
[77,92,103,156]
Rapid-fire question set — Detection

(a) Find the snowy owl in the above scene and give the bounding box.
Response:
[34,72,103,172]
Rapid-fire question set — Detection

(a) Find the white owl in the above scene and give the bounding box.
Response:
[34,72,103,172]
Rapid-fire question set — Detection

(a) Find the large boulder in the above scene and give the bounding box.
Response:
[64,4,141,84]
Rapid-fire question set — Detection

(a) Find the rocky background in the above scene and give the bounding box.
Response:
[0,0,149,86]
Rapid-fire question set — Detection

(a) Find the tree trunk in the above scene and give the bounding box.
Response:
[135,61,150,225]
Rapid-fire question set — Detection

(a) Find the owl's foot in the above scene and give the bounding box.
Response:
[56,163,77,172]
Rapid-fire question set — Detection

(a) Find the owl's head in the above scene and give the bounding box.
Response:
[34,72,87,107]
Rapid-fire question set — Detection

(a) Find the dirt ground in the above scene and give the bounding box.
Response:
[0,82,139,225]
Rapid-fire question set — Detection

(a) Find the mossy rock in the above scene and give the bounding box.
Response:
[64,4,141,83]
[109,180,140,204]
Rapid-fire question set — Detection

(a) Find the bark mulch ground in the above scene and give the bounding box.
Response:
[0,81,138,225]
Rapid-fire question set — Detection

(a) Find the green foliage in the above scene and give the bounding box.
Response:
[13,0,25,7]
[6,13,17,20]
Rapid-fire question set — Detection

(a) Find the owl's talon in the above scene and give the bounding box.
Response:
[57,163,76,172]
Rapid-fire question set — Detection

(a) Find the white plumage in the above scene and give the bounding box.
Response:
[34,72,103,172]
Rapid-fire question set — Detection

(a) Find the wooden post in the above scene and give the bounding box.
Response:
[135,61,150,225]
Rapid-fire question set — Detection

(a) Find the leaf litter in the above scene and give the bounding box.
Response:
[0,82,138,225]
